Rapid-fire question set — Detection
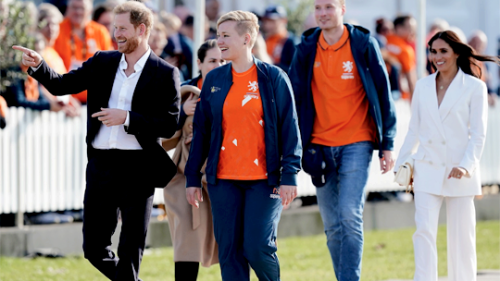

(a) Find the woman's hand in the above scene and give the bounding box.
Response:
[448,167,467,180]
[186,187,203,208]
[280,185,297,207]
[183,93,198,116]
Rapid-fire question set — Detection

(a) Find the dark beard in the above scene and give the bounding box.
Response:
[119,35,139,54]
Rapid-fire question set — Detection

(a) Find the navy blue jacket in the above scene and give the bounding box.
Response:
[289,24,397,158]
[184,58,302,188]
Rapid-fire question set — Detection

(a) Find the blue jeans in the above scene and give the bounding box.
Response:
[207,180,283,281]
[315,141,374,281]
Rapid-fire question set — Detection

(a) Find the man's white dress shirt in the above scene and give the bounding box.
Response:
[92,48,152,150]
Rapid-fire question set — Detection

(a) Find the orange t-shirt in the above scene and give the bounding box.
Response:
[385,34,415,99]
[385,34,415,73]
[311,27,377,147]
[217,65,267,180]
[266,32,288,64]
[53,18,113,103]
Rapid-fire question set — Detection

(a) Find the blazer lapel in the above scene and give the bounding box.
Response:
[131,52,157,109]
[101,52,121,107]
[438,68,465,121]
[424,73,446,139]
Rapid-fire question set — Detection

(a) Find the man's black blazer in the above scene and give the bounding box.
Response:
[28,50,181,188]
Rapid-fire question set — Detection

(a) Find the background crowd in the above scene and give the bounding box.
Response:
[1,0,499,131]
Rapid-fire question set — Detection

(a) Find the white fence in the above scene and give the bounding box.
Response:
[1,99,500,215]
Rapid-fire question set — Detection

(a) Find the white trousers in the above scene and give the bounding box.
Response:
[413,192,477,281]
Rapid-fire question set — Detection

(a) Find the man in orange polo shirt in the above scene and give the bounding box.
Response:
[54,0,113,104]
[385,15,417,100]
[289,0,397,280]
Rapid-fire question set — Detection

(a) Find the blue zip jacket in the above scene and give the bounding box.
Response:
[184,58,302,188]
[289,24,397,159]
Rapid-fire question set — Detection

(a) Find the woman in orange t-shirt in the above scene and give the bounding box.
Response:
[185,11,302,281]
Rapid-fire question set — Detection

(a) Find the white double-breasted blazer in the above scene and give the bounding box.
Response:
[395,69,488,196]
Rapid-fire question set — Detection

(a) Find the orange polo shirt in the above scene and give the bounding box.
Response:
[53,18,113,103]
[217,65,267,180]
[385,34,415,74]
[311,27,377,147]
[266,32,288,64]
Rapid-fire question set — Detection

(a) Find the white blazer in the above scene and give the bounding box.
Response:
[395,69,488,196]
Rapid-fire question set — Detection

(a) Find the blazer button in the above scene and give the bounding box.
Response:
[442,163,446,167]
[442,141,446,145]
[429,161,433,165]
[428,140,432,144]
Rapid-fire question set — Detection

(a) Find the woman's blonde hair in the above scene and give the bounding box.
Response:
[113,1,153,37]
[217,10,259,48]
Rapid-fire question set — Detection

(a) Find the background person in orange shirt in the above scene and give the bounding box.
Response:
[385,15,417,100]
[53,0,113,104]
[38,3,81,117]
[261,5,296,73]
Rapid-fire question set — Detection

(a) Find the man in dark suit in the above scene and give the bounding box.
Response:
[13,2,180,280]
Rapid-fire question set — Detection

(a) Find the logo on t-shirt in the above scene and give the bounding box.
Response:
[314,61,321,68]
[341,61,355,80]
[248,81,258,92]
[242,92,259,106]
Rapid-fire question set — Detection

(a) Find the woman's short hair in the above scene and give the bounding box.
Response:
[197,39,218,63]
[113,1,153,37]
[217,10,259,48]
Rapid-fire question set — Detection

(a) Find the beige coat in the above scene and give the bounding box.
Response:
[162,86,218,267]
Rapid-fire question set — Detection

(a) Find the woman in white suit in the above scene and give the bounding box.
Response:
[395,30,500,281]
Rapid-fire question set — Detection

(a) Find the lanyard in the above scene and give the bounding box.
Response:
[70,25,87,60]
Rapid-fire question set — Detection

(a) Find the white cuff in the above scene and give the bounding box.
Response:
[124,111,130,126]
[30,62,43,72]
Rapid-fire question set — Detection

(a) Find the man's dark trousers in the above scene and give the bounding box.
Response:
[83,149,155,281]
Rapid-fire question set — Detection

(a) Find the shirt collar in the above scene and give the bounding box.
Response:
[119,47,152,73]
[318,25,349,51]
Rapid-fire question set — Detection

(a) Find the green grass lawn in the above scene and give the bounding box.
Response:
[1,221,498,281]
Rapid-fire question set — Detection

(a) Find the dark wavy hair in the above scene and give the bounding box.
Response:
[428,30,500,79]
[197,39,218,63]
